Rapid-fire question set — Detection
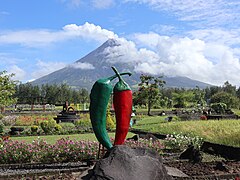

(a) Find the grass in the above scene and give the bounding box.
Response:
[133,116,240,147]
[11,132,135,144]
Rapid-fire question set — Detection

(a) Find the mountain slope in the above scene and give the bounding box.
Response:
[31,39,212,90]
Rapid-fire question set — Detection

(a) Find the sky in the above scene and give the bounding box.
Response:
[1,0,240,87]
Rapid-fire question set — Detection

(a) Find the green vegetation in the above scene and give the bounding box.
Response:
[133,116,240,147]
[0,71,17,113]
[133,74,165,115]
[11,132,135,144]
[14,83,89,105]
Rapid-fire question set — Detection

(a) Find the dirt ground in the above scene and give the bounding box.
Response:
[165,160,240,177]
[1,154,239,180]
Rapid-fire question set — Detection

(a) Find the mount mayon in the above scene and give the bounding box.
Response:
[31,39,212,90]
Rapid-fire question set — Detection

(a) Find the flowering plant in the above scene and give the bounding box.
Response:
[124,138,164,154]
[164,132,203,150]
[0,137,165,164]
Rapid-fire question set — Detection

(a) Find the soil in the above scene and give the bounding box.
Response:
[165,161,240,178]
[0,154,239,179]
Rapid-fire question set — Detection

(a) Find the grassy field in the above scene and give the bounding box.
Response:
[11,132,135,144]
[133,116,240,147]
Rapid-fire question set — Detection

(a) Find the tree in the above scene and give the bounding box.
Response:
[210,91,239,109]
[237,87,240,99]
[0,71,17,113]
[222,81,236,96]
[137,74,165,115]
[193,86,206,106]
[172,90,194,108]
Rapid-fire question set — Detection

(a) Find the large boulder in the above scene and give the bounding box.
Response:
[83,145,172,180]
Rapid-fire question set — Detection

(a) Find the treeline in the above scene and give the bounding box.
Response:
[14,83,89,105]
[3,70,240,113]
[133,75,240,115]
[14,80,240,110]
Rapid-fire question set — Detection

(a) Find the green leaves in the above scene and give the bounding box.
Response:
[135,74,165,115]
[0,71,17,109]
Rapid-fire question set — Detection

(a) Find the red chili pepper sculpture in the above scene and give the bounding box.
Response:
[90,71,131,150]
[111,66,132,145]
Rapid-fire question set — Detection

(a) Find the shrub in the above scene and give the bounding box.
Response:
[31,125,38,134]
[15,115,34,126]
[0,114,3,120]
[106,109,115,130]
[40,119,57,134]
[0,140,33,164]
[60,123,75,130]
[75,119,92,132]
[164,132,203,151]
[40,121,49,133]
[124,138,164,154]
[211,103,227,114]
[0,121,4,134]
[54,124,62,131]
[0,137,165,164]
[34,115,53,125]
[1,115,18,126]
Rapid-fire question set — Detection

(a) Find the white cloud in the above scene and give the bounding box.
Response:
[103,33,240,86]
[188,28,240,46]
[7,65,26,81]
[60,0,115,9]
[124,0,240,28]
[31,60,66,80]
[103,38,160,66]
[0,53,24,65]
[150,24,177,35]
[0,22,118,47]
[63,22,118,42]
[59,0,82,8]
[91,0,115,9]
[69,62,95,69]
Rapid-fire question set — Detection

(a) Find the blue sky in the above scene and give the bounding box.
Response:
[1,0,240,86]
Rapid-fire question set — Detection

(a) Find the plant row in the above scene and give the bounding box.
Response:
[0,112,115,136]
[0,132,204,164]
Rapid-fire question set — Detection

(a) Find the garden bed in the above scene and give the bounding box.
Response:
[165,160,240,179]
[0,156,239,179]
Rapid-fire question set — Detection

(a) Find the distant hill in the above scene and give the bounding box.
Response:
[31,39,212,90]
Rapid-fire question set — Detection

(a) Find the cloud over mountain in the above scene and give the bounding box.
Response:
[1,22,240,86]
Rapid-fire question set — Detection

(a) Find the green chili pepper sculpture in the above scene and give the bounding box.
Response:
[90,71,131,150]
[112,66,133,145]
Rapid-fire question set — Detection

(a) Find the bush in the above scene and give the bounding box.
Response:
[59,123,77,134]
[15,116,34,126]
[75,119,92,132]
[106,109,115,130]
[60,123,75,130]
[211,103,227,114]
[0,121,4,134]
[40,119,57,134]
[164,133,203,151]
[40,121,49,133]
[0,137,165,164]
[31,125,38,134]
[1,115,18,126]
[54,124,62,131]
